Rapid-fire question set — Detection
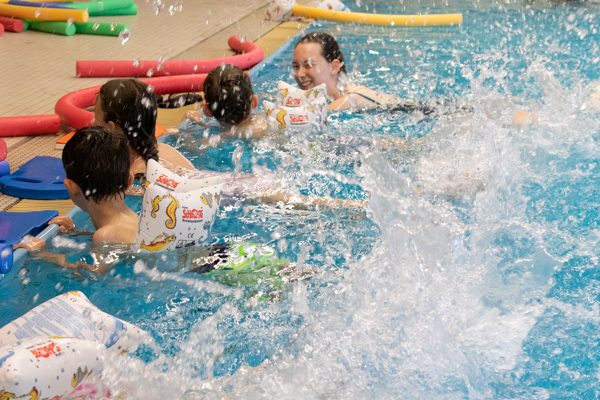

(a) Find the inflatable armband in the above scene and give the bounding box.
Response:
[0,291,146,399]
[266,0,295,21]
[135,159,223,252]
[276,81,327,109]
[264,100,326,132]
[307,0,349,11]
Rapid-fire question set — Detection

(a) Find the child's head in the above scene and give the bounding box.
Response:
[202,64,258,125]
[95,78,159,163]
[62,126,132,206]
[293,32,346,96]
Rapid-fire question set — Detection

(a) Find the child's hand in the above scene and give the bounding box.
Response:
[49,216,75,233]
[16,235,46,251]
[183,110,204,122]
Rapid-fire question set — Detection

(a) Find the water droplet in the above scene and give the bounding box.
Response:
[193,65,198,72]
[93,22,100,31]
[133,59,140,67]
[34,9,41,17]
[110,23,117,31]
[390,20,395,26]
[119,29,130,45]
[66,18,74,26]
[232,145,244,165]
[240,36,246,43]
[206,17,209,24]
[147,68,154,77]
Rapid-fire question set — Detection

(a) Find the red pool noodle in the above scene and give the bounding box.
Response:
[0,23,4,36]
[0,115,61,137]
[76,36,263,77]
[0,139,7,161]
[0,17,25,32]
[55,74,208,130]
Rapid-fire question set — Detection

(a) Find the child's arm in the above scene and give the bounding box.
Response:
[257,189,368,210]
[16,237,93,271]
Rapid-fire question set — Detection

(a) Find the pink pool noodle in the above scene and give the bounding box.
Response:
[55,74,209,130]
[76,36,263,77]
[0,115,61,137]
[0,17,25,32]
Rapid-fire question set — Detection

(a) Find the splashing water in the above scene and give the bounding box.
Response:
[4,1,600,399]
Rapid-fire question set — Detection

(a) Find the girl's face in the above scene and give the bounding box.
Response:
[293,42,340,96]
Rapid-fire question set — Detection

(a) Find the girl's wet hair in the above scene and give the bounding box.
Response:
[296,32,347,75]
[63,126,131,203]
[98,79,159,163]
[203,64,254,125]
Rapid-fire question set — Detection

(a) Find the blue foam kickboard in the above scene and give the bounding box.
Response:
[0,210,59,246]
[0,156,68,200]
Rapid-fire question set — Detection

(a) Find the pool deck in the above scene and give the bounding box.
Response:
[0,1,309,213]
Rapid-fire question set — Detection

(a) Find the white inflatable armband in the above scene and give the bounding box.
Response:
[0,291,145,399]
[136,159,223,252]
[276,81,327,108]
[264,100,326,131]
[307,0,349,10]
[266,0,295,21]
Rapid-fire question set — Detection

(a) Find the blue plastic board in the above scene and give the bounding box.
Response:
[0,210,59,246]
[0,156,68,200]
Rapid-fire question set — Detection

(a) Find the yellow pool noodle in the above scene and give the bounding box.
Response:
[291,4,462,26]
[0,3,88,22]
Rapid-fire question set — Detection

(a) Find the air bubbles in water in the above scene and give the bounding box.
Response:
[119,29,130,45]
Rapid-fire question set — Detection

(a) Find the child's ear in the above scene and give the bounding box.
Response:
[331,59,341,75]
[63,178,81,199]
[251,94,258,109]
[127,172,135,190]
[202,102,213,117]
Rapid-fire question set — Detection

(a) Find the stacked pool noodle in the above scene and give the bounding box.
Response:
[267,0,347,20]
[135,160,223,252]
[264,82,328,131]
[0,291,147,398]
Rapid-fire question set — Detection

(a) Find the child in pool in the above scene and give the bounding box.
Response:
[17,126,138,271]
[95,79,195,181]
[182,64,270,138]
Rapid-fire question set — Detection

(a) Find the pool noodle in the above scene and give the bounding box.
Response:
[88,3,136,15]
[0,114,61,137]
[0,3,88,22]
[10,206,82,274]
[7,0,69,8]
[26,19,76,34]
[74,21,128,36]
[76,36,263,77]
[0,16,25,31]
[62,0,133,13]
[291,4,463,26]
[0,22,4,34]
[55,74,208,129]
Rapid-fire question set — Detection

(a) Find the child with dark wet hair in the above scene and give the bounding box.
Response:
[183,64,270,138]
[96,78,195,180]
[17,126,139,272]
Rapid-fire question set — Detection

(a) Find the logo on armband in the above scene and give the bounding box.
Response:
[285,98,301,107]
[30,342,61,358]
[289,114,309,124]
[156,175,180,189]
[182,208,204,222]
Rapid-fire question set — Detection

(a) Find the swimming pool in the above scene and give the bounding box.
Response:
[3,0,600,397]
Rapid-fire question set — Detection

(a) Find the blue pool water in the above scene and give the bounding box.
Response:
[3,1,600,397]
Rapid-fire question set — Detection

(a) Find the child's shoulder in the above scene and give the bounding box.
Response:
[92,212,138,245]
